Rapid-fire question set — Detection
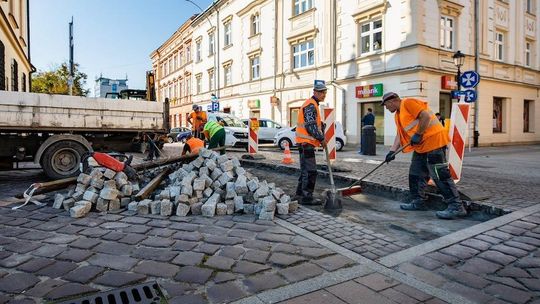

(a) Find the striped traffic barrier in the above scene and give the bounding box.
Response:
[248,118,259,155]
[323,108,336,163]
[447,101,471,183]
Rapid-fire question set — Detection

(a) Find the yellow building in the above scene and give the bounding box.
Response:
[0,0,32,92]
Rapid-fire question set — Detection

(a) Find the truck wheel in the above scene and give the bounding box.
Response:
[42,141,87,179]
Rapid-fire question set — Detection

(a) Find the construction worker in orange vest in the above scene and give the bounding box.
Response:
[381,92,466,219]
[181,134,205,156]
[187,105,208,140]
[294,80,327,205]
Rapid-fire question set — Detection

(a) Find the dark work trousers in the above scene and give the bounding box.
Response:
[409,147,460,203]
[296,144,317,200]
[208,128,226,155]
[147,140,160,160]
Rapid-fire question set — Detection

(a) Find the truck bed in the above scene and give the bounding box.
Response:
[0,91,165,132]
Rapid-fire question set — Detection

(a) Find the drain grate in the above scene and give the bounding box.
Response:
[55,281,167,304]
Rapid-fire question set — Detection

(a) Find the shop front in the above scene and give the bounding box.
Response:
[355,83,385,144]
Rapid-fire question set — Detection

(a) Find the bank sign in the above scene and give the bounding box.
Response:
[356,83,383,98]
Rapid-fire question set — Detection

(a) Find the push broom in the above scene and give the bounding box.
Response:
[334,143,410,197]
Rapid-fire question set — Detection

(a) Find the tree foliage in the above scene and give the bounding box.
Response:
[31,63,90,96]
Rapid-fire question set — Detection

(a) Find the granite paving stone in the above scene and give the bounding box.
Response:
[72,217,104,227]
[243,273,287,293]
[87,253,139,271]
[518,278,540,291]
[397,263,448,288]
[172,240,198,251]
[243,239,274,251]
[36,260,78,278]
[31,244,67,258]
[505,240,537,252]
[172,252,205,266]
[56,248,93,262]
[269,252,307,267]
[425,252,461,266]
[131,247,178,262]
[355,273,399,291]
[43,234,79,245]
[243,249,270,263]
[169,222,200,231]
[485,283,532,303]
[147,219,171,228]
[271,243,298,254]
[93,241,134,255]
[440,244,480,260]
[490,244,529,258]
[312,254,355,271]
[326,280,395,304]
[121,224,151,234]
[141,236,175,247]
[0,272,40,293]
[393,283,433,301]
[219,246,245,259]
[300,247,335,258]
[206,281,247,303]
[56,225,85,235]
[204,255,236,270]
[44,283,98,300]
[497,266,531,278]
[194,243,221,255]
[486,276,528,290]
[169,294,207,304]
[498,225,528,236]
[79,227,110,237]
[62,265,105,284]
[199,226,230,236]
[24,279,65,298]
[132,260,180,278]
[280,290,348,304]
[0,254,32,268]
[478,250,518,265]
[119,217,151,224]
[460,238,492,251]
[99,222,131,229]
[68,237,101,249]
[172,231,203,241]
[232,260,270,275]
[17,230,55,241]
[234,222,268,232]
[16,258,55,273]
[514,257,540,268]
[158,281,194,298]
[101,231,125,241]
[214,272,237,283]
[118,233,147,244]
[93,271,147,287]
[514,236,540,246]
[0,227,29,237]
[437,267,490,289]
[174,266,213,284]
[256,232,293,243]
[203,235,243,245]
[228,229,257,239]
[410,256,444,271]
[279,263,324,282]
[3,241,41,253]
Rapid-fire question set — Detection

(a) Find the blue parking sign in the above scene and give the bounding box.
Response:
[211,101,219,112]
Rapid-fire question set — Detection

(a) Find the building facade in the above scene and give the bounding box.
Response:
[151,16,196,129]
[154,0,540,146]
[94,76,128,98]
[0,0,32,92]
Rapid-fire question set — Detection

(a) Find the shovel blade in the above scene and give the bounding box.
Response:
[324,190,342,210]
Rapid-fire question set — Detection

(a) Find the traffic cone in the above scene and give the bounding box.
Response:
[282,142,294,164]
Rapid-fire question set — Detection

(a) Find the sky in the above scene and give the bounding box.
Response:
[30,0,213,96]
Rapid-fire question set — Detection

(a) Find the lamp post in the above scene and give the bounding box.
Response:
[185,0,218,99]
[452,50,465,91]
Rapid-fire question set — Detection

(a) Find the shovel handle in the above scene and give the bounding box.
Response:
[346,143,410,190]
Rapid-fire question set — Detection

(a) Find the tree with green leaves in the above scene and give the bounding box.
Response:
[31,62,90,96]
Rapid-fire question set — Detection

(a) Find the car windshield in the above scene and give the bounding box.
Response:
[218,115,245,127]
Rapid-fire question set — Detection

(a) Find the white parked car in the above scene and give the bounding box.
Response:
[207,112,249,149]
[241,118,283,143]
[274,122,347,151]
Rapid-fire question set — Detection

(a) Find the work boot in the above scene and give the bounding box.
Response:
[301,196,322,205]
[436,203,467,220]
[400,199,428,211]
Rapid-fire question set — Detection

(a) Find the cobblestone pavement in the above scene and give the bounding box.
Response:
[0,203,359,303]
[230,145,540,212]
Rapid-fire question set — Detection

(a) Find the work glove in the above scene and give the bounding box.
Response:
[385,151,396,163]
[410,133,423,146]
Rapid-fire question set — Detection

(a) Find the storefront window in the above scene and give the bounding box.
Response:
[524,100,534,133]
[493,97,504,133]
[360,103,384,143]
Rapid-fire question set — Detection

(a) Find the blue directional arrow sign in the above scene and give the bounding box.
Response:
[463,89,477,103]
[451,90,466,99]
[459,70,480,89]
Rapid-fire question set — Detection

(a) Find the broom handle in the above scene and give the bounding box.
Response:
[346,143,410,190]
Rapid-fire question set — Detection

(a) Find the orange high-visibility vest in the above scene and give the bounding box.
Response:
[395,98,449,153]
[295,98,323,147]
[190,111,208,131]
[186,137,205,154]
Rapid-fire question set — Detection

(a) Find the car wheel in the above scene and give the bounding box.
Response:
[336,138,344,151]
[278,138,293,150]
[167,137,174,143]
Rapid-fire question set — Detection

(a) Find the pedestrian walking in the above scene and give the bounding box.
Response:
[187,105,208,140]
[359,108,375,154]
[435,112,445,127]
[294,80,327,205]
[381,92,466,220]
[202,120,226,155]
[143,133,160,161]
[181,134,205,156]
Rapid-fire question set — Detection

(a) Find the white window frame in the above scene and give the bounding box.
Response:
[196,76,202,94]
[168,58,173,74]
[292,40,315,69]
[196,42,201,62]
[186,46,191,62]
[526,41,532,67]
[250,56,260,80]
[209,71,214,91]
[495,31,505,61]
[224,22,232,46]
[186,78,191,96]
[224,66,232,86]
[251,14,260,35]
[360,19,383,55]
[173,55,177,71]
[294,0,313,16]
[440,15,454,51]
[209,33,215,56]
[526,0,534,14]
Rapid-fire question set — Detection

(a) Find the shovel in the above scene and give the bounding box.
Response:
[323,144,342,210]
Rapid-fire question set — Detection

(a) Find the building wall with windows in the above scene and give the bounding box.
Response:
[151,16,196,129]
[0,0,32,92]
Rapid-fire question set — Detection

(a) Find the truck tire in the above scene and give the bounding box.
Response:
[41,141,88,179]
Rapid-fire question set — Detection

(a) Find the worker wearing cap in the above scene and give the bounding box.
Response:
[181,134,205,156]
[187,105,207,140]
[381,92,466,219]
[202,120,226,155]
[294,80,327,205]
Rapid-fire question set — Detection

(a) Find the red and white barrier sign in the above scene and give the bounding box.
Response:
[323,108,336,163]
[248,118,259,155]
[447,102,471,183]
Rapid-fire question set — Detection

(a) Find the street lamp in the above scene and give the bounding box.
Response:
[453,50,465,90]
[185,0,218,99]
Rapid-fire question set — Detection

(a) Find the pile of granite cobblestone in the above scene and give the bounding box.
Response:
[52,148,298,220]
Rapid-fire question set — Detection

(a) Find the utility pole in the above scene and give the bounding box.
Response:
[473,0,480,147]
[68,17,74,96]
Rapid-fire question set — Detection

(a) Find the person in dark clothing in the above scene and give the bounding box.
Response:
[144,133,160,161]
[435,112,445,127]
[294,80,327,205]
[359,108,376,153]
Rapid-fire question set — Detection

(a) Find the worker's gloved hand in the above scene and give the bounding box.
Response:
[410,133,423,146]
[385,151,396,163]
